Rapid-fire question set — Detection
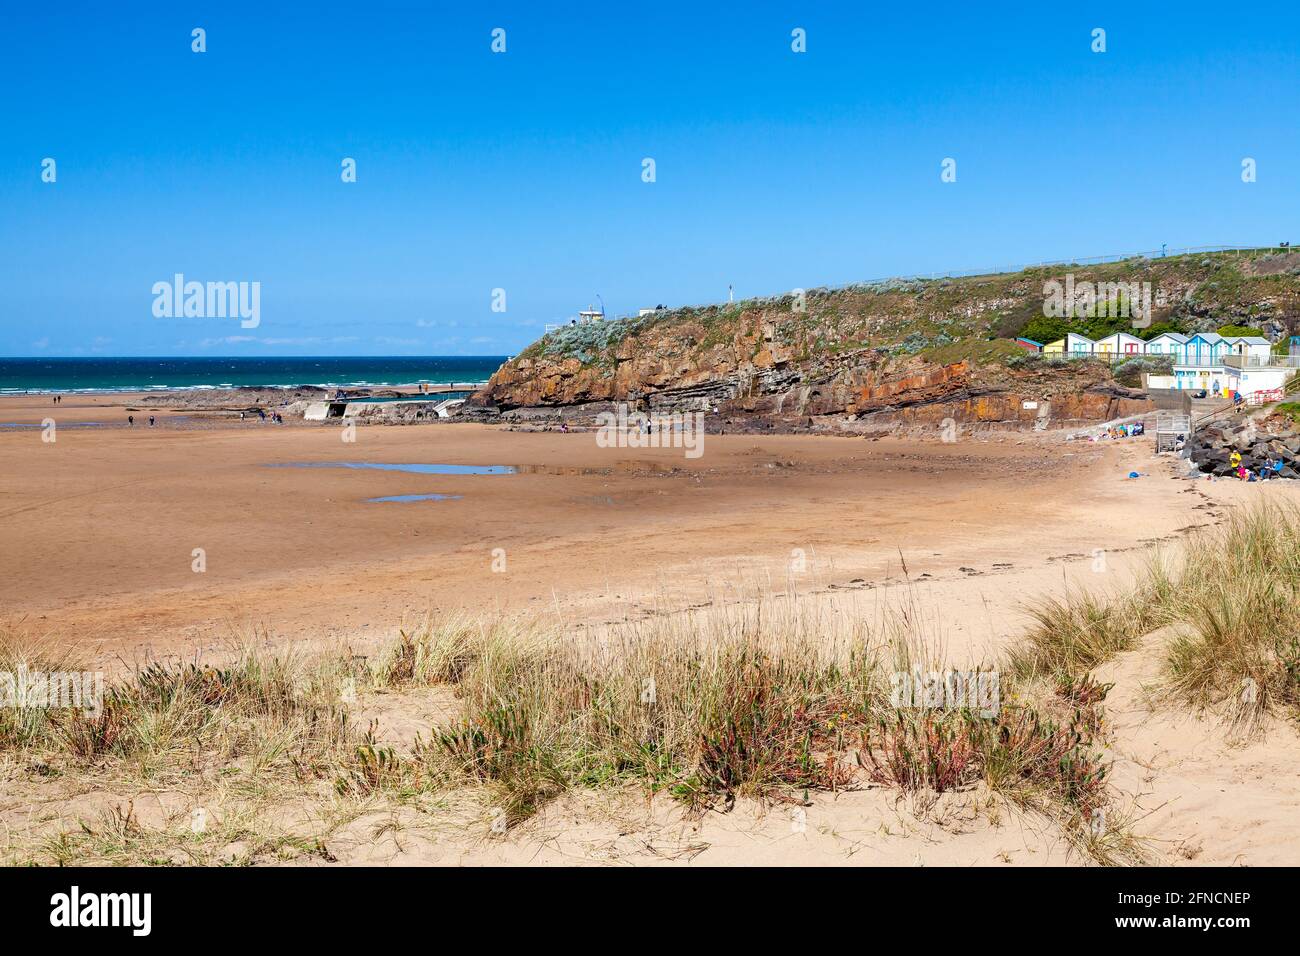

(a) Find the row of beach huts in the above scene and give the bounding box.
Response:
[1013,331,1298,398]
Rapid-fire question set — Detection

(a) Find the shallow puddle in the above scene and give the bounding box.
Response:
[274,460,674,477]
[0,421,105,428]
[274,461,515,475]
[365,493,463,503]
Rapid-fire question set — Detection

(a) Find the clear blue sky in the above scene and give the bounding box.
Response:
[2,1,1298,357]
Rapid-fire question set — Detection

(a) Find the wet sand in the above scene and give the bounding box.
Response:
[0,390,1218,667]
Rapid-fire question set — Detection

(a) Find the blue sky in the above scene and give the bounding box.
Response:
[2,1,1298,357]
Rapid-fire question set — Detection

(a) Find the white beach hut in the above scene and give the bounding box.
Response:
[1095,331,1145,358]
[1144,332,1188,362]
[1065,332,1096,357]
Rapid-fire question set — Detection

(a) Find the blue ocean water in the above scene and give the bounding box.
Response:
[0,357,507,393]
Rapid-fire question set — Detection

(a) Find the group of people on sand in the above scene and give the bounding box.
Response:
[239,409,282,423]
[125,415,156,427]
[1080,421,1145,443]
[1107,421,1144,440]
[51,394,64,404]
[1229,449,1285,481]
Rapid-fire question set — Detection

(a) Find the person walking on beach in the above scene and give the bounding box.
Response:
[149,416,155,427]
[127,415,134,426]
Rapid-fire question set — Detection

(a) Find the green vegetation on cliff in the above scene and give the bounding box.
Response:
[519,250,1300,374]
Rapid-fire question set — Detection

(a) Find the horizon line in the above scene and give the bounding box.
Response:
[1,353,513,360]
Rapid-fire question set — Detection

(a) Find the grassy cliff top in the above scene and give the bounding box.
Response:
[518,250,1300,371]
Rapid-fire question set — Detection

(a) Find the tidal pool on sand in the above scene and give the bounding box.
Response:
[366,493,463,503]
[273,461,516,475]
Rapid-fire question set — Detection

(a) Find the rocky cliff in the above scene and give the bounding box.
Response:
[472,250,1300,431]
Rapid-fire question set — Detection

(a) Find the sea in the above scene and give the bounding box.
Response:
[0,357,508,394]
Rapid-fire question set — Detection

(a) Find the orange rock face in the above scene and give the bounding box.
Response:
[474,307,1153,430]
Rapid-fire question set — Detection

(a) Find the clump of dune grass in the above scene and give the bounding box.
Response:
[372,595,1132,860]
[4,593,1139,865]
[418,600,886,823]
[0,633,89,751]
[1004,502,1300,733]
[859,710,981,792]
[977,701,1110,823]
[0,627,385,864]
[1150,505,1300,731]
[373,613,507,687]
[0,631,367,802]
[335,725,414,798]
[1006,591,1147,682]
[861,678,1113,838]
[47,652,357,779]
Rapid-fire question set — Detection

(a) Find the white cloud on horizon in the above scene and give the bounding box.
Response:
[195,335,362,348]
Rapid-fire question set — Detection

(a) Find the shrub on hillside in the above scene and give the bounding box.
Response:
[1217,324,1265,337]
[1113,355,1172,386]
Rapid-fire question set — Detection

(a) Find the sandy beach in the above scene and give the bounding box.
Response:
[1,390,1220,665]
[4,389,1300,869]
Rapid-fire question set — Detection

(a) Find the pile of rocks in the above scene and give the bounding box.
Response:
[1188,414,1300,478]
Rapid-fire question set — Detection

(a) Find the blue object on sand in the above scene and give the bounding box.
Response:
[1129,471,1140,478]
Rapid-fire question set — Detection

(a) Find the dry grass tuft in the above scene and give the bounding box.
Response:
[1007,591,1146,682]
[1152,505,1300,731]
[3,591,1140,864]
[1006,503,1300,733]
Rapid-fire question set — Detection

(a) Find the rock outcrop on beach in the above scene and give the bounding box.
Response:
[472,251,1300,431]
[1187,413,1300,478]
[134,386,336,409]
